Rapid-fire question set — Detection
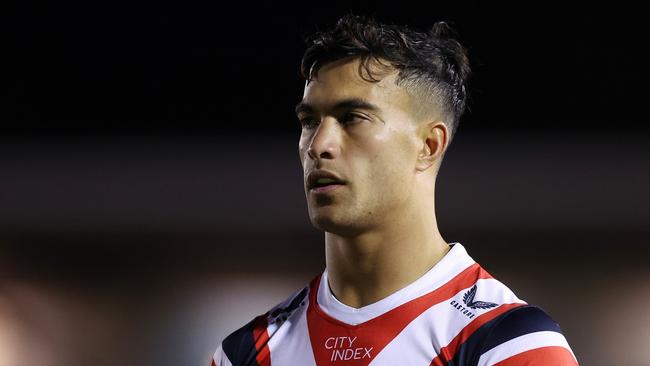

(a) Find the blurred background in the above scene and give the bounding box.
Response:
[2,1,649,365]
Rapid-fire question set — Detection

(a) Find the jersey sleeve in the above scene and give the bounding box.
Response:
[211,343,233,366]
[212,313,270,366]
[475,305,579,366]
[209,286,309,366]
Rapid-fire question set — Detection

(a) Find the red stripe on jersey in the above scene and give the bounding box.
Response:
[428,302,525,366]
[492,346,578,366]
[210,359,216,366]
[306,263,491,366]
[252,313,272,366]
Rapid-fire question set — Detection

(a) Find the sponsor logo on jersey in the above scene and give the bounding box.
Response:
[450,284,498,319]
[324,336,373,362]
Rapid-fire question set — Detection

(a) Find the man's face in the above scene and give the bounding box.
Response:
[297,58,424,236]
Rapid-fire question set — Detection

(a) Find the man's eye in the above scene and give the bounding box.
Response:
[341,113,366,124]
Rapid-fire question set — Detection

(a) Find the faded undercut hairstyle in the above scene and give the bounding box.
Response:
[300,14,471,142]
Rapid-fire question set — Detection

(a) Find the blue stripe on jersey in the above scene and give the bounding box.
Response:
[221,317,261,366]
[479,305,563,353]
[450,305,564,366]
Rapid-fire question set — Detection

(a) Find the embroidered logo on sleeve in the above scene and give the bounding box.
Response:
[450,284,498,319]
[462,285,498,310]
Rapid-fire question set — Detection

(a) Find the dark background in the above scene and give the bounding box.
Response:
[2,1,649,366]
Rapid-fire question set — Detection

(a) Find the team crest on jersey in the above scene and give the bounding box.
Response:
[450,284,498,319]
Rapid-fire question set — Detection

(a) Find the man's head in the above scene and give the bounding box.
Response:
[296,14,470,236]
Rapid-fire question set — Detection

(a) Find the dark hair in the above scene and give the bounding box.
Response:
[300,14,471,140]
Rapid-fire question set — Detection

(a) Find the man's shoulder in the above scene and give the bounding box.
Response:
[267,285,310,324]
[465,305,579,365]
[462,263,527,307]
[445,261,579,365]
[211,283,312,366]
[481,305,566,349]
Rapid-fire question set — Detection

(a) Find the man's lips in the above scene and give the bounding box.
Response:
[306,169,347,190]
[310,183,345,193]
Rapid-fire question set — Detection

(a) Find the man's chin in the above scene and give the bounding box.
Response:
[309,210,340,228]
[310,213,363,237]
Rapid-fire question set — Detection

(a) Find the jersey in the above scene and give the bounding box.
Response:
[210,242,579,366]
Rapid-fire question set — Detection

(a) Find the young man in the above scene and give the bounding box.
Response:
[211,14,579,366]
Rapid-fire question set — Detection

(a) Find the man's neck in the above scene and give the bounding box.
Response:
[324,209,450,309]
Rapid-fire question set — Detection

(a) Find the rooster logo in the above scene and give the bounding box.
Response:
[462,285,498,310]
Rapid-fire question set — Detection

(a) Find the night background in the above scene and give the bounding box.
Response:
[2,1,649,365]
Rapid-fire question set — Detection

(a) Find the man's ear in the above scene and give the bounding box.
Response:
[415,121,448,173]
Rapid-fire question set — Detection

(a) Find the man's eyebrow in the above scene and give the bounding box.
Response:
[294,101,314,116]
[295,98,381,116]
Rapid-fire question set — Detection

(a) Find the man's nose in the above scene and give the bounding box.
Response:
[306,117,341,160]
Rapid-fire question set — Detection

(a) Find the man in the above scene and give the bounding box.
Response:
[211,14,579,366]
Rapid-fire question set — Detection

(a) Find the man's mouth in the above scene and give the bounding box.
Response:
[311,183,345,193]
[306,170,347,191]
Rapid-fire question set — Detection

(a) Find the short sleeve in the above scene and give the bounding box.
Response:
[476,305,579,366]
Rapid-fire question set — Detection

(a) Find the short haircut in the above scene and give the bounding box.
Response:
[300,14,471,141]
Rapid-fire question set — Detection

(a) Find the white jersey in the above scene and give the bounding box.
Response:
[211,242,578,366]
